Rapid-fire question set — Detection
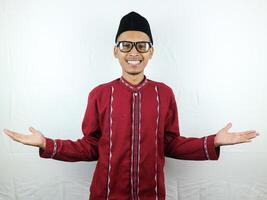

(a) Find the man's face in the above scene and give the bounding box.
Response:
[114,31,154,76]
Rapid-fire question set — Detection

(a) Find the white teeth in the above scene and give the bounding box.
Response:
[127,60,141,65]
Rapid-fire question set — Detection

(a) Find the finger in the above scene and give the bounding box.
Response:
[235,135,256,143]
[3,129,17,137]
[244,133,258,140]
[230,130,257,135]
[217,122,231,133]
[3,129,9,134]
[239,140,252,144]
[3,129,14,138]
[3,129,24,142]
[224,122,232,131]
[29,127,39,134]
[235,134,258,143]
[239,131,257,137]
[241,130,257,134]
[240,131,258,136]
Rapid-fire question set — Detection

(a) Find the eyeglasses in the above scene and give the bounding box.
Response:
[116,41,152,53]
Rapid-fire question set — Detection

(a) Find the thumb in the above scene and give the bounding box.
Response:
[224,122,232,131]
[29,127,39,134]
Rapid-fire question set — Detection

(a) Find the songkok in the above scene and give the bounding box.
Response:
[115,11,153,44]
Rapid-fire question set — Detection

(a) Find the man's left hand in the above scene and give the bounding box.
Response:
[214,123,259,147]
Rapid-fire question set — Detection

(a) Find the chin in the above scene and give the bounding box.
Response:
[126,71,143,76]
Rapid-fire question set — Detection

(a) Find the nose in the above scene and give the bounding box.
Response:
[128,44,139,55]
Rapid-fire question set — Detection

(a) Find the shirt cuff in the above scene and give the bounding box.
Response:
[39,138,57,158]
[204,135,220,160]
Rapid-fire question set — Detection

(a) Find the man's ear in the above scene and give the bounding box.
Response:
[114,46,118,58]
[149,47,154,59]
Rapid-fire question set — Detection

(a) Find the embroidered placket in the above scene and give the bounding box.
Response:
[132,92,141,200]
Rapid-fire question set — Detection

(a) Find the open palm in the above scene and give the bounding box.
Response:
[3,127,46,148]
[214,123,258,147]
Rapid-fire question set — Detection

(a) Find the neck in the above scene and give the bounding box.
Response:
[122,72,145,85]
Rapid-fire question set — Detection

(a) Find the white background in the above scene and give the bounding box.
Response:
[0,0,266,199]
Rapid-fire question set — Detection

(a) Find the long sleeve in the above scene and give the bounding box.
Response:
[39,90,100,162]
[164,90,220,160]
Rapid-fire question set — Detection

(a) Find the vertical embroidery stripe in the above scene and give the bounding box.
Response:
[51,140,57,158]
[204,136,210,160]
[155,86,159,200]
[131,93,135,200]
[137,92,141,199]
[106,86,114,200]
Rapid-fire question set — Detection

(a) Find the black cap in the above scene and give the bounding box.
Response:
[115,11,153,44]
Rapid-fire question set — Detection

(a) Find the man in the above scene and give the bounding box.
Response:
[3,11,258,200]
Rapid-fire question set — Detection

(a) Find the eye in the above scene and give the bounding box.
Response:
[136,42,149,52]
[120,42,132,50]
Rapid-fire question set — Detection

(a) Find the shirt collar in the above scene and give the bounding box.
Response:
[120,75,148,91]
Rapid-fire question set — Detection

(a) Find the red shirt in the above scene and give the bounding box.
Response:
[40,76,220,200]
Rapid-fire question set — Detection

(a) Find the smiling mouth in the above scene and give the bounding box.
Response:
[127,60,142,65]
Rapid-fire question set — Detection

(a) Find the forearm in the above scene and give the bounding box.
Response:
[39,137,98,162]
[165,134,220,160]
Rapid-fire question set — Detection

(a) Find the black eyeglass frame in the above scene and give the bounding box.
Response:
[116,41,153,53]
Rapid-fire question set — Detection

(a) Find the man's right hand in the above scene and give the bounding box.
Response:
[3,127,46,149]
